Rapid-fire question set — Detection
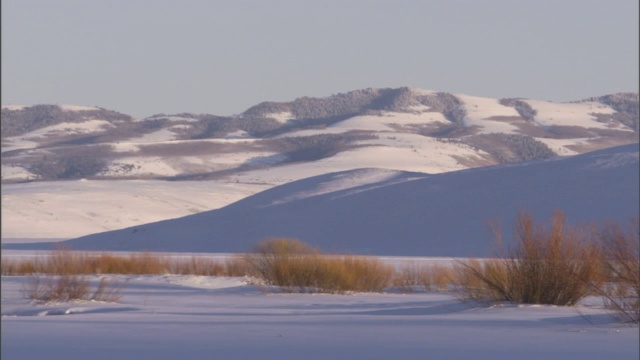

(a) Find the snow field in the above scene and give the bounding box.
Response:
[329,111,449,132]
[455,93,521,134]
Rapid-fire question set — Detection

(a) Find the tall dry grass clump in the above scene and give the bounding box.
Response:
[2,250,248,277]
[598,219,639,323]
[394,262,456,292]
[163,254,252,277]
[243,238,394,293]
[456,211,602,306]
[243,238,318,281]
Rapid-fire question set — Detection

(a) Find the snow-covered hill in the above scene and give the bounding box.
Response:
[2,89,637,184]
[8,144,637,257]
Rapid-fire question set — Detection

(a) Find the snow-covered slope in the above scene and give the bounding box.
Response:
[9,144,637,257]
[1,180,269,239]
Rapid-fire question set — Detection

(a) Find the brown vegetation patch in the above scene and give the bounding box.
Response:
[1,250,248,277]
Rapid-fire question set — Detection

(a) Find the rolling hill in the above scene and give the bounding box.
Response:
[6,143,637,257]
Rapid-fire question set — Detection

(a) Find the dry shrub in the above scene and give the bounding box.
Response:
[244,238,394,293]
[456,211,602,306]
[340,256,395,292]
[134,252,168,273]
[90,277,124,302]
[23,275,123,303]
[455,259,509,302]
[598,219,639,323]
[243,238,318,280]
[45,249,90,274]
[394,262,456,292]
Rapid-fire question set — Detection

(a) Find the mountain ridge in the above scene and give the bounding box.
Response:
[2,88,637,184]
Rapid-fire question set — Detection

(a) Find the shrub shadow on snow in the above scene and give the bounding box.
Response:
[351,300,475,316]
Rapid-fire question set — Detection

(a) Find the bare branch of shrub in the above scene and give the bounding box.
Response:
[394,262,455,292]
[22,275,124,303]
[597,218,639,323]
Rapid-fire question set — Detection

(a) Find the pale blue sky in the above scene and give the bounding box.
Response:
[2,0,638,118]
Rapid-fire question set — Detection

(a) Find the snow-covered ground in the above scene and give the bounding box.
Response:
[1,271,637,360]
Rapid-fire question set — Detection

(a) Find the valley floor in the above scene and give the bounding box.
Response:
[2,273,638,360]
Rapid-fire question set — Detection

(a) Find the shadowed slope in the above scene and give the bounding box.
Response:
[7,144,638,257]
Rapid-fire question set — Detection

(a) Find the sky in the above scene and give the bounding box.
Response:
[2,0,638,119]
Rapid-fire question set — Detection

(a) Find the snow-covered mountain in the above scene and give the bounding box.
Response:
[2,89,637,185]
[7,144,637,257]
